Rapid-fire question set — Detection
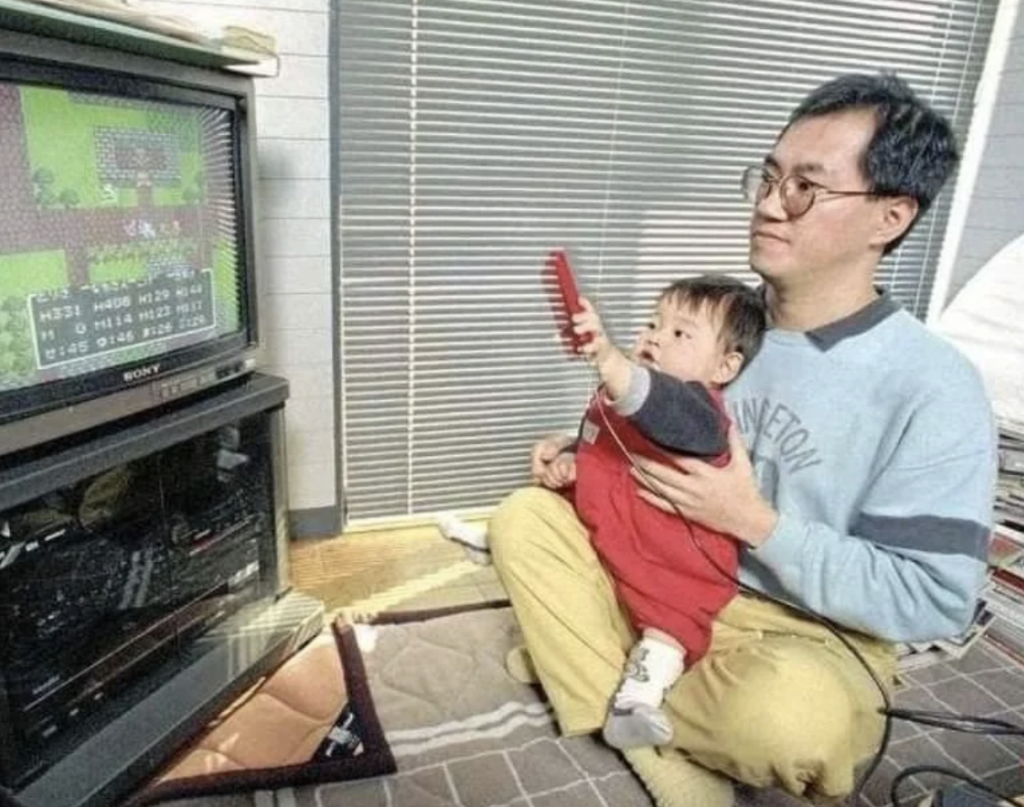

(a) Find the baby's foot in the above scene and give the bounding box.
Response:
[436,513,491,565]
[603,701,673,749]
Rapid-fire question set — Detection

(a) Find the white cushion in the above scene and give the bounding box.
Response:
[935,234,1024,425]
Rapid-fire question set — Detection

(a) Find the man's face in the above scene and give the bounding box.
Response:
[748,108,884,283]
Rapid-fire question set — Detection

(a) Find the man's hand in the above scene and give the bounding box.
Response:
[531,434,575,482]
[537,452,577,490]
[631,425,778,547]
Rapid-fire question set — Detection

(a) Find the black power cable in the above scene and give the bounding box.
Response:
[0,786,28,807]
[891,766,1024,807]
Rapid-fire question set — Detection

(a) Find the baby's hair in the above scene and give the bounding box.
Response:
[658,275,767,366]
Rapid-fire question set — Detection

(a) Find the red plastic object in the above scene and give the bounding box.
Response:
[543,249,590,352]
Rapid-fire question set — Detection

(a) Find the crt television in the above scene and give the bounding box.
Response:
[0,33,259,458]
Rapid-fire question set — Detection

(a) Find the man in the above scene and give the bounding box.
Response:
[489,73,997,807]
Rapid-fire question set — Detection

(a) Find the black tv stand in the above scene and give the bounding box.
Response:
[0,373,324,807]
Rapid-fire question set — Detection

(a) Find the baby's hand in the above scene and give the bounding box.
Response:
[538,452,577,490]
[573,298,614,364]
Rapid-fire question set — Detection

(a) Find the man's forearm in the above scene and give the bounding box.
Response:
[745,513,986,641]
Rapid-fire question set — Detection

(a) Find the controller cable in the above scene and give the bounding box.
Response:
[590,392,1024,807]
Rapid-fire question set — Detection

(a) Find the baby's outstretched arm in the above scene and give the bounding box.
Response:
[574,298,633,401]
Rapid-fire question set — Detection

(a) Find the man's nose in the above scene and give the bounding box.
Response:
[754,183,787,221]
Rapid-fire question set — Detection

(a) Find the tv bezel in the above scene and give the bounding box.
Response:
[0,32,259,442]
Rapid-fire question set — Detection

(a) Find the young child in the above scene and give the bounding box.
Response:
[441,275,766,749]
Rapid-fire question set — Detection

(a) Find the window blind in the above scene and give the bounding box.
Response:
[334,0,997,523]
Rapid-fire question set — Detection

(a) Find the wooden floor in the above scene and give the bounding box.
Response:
[287,520,503,619]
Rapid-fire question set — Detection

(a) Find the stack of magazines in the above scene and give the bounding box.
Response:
[895,420,1024,671]
[982,419,1024,666]
[896,602,994,672]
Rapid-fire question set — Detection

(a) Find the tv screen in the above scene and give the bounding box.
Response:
[0,81,245,396]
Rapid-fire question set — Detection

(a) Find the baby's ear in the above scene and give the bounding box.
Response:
[713,351,745,386]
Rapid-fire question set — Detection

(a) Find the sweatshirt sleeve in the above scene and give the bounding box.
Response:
[612,365,727,456]
[747,387,997,643]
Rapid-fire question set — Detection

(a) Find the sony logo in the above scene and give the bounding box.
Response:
[123,363,161,382]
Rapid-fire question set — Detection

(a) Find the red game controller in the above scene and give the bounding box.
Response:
[543,248,591,352]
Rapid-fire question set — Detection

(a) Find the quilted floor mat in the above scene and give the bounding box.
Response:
[338,602,653,806]
[129,601,652,807]
[126,619,395,806]
[126,603,1024,807]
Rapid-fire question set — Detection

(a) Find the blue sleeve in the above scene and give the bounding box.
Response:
[748,388,996,642]
[612,366,727,456]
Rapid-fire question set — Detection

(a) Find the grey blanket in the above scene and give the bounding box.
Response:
[153,605,1024,807]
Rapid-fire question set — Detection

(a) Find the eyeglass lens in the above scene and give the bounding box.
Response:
[742,169,813,217]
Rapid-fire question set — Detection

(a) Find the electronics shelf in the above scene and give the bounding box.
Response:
[2,374,321,807]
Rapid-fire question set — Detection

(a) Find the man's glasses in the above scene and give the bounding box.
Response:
[741,166,876,219]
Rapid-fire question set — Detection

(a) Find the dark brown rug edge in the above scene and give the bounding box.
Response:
[123,620,397,807]
[365,597,511,625]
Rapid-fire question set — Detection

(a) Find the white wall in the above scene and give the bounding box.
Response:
[945,2,1024,301]
[146,0,337,529]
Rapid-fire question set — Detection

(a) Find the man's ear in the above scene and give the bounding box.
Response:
[872,196,919,251]
[712,351,745,386]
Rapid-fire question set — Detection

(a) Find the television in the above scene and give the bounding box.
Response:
[0,34,259,458]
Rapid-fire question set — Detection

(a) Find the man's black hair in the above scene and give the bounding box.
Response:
[659,274,767,369]
[786,72,959,254]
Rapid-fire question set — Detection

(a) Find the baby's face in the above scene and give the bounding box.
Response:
[632,298,730,386]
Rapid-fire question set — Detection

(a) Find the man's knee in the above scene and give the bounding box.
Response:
[721,666,855,757]
[490,487,541,554]
[681,647,870,793]
[489,486,562,563]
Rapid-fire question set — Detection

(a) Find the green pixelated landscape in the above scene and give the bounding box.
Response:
[0,251,67,297]
[20,86,203,210]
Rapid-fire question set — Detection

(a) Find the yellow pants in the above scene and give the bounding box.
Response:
[489,486,897,799]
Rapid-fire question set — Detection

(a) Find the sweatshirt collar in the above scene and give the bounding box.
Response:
[805,288,900,350]
[760,286,901,350]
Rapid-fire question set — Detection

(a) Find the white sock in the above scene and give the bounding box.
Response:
[436,513,491,565]
[603,637,685,749]
[616,637,685,706]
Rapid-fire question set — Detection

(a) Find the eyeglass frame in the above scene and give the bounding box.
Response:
[741,165,879,219]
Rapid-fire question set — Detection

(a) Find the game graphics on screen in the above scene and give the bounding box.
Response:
[0,82,243,393]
